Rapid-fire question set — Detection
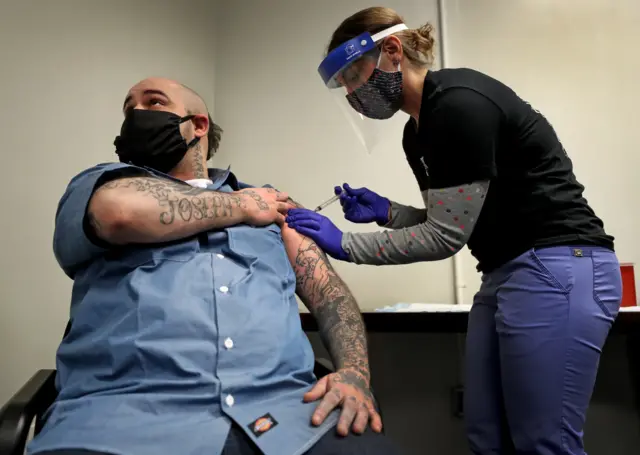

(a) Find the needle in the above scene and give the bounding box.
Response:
[313,194,340,212]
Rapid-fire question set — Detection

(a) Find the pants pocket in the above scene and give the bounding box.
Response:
[591,250,623,319]
[529,248,574,292]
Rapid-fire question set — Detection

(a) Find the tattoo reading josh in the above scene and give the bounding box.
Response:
[102,177,247,225]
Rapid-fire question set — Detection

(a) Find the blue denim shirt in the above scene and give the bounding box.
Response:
[28,163,338,455]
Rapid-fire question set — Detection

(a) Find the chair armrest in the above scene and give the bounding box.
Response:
[0,369,57,455]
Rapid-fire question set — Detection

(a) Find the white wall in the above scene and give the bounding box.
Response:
[213,0,446,310]
[442,0,640,301]
[0,0,217,404]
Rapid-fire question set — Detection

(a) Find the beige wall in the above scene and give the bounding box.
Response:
[0,0,217,404]
[442,0,640,301]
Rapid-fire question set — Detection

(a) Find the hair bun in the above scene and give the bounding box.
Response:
[405,22,435,66]
[416,23,435,45]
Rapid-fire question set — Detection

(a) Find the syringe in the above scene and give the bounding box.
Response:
[313,194,340,212]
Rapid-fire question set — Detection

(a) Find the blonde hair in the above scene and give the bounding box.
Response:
[327,7,436,68]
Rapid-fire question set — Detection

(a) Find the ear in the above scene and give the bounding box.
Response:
[381,35,403,66]
[191,114,209,139]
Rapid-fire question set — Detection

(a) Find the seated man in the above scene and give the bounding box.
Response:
[28,78,402,455]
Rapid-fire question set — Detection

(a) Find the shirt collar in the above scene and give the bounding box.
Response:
[422,69,441,102]
[141,165,239,191]
[185,178,213,188]
[413,70,443,135]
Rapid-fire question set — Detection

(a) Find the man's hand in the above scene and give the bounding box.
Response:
[304,368,382,436]
[236,187,291,226]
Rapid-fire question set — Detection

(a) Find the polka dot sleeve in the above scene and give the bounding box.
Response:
[383,190,429,229]
[341,181,489,265]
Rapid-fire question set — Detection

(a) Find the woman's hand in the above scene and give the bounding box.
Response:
[285,209,350,261]
[336,184,390,225]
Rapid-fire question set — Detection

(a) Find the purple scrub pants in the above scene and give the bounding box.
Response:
[465,246,622,455]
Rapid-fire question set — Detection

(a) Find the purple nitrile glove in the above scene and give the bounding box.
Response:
[335,183,390,226]
[285,209,350,262]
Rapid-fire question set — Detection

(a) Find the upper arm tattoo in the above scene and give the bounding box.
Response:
[294,239,338,305]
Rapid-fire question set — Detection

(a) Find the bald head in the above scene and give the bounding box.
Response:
[180,83,222,160]
[123,77,222,159]
[180,83,208,116]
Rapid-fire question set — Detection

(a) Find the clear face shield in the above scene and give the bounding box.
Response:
[318,24,408,153]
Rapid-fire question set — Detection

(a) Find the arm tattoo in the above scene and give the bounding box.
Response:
[101,177,247,225]
[284,196,371,387]
[287,197,304,209]
[243,190,269,210]
[294,236,371,385]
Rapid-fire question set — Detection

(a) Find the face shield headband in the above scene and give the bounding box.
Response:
[318,23,409,89]
[317,23,409,153]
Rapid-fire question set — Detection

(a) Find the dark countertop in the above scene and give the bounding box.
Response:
[301,307,640,334]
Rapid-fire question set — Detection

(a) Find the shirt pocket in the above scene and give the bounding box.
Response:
[103,240,200,272]
[74,240,201,324]
[227,223,293,278]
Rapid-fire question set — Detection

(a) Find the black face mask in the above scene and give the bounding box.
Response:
[114,110,200,173]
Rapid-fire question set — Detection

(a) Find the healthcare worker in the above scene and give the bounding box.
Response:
[286,6,622,455]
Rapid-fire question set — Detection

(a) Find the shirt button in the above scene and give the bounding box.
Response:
[224,338,234,349]
[219,286,229,293]
[225,394,235,407]
[217,254,225,259]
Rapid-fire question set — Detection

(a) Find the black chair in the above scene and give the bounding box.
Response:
[0,358,381,455]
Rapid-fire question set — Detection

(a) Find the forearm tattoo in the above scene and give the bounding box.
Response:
[244,190,269,210]
[294,236,371,385]
[99,177,247,225]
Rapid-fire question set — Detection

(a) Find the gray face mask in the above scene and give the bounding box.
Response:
[346,57,403,120]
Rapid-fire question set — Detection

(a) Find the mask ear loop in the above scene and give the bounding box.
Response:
[180,115,201,148]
